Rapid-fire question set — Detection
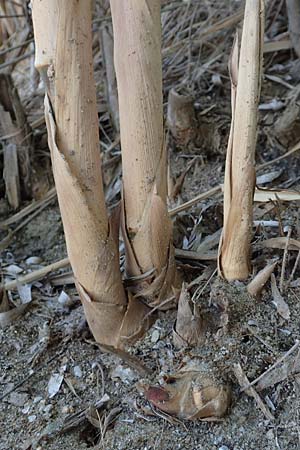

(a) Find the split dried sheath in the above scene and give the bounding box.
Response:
[219,0,264,280]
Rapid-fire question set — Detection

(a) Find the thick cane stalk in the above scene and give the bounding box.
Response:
[110,0,180,307]
[286,0,300,58]
[218,0,264,280]
[32,0,151,348]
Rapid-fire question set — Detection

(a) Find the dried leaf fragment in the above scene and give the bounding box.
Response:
[0,287,32,328]
[247,261,277,297]
[270,274,290,320]
[3,143,20,210]
[48,372,64,398]
[142,364,231,421]
[256,344,300,391]
[173,283,204,348]
[233,363,274,421]
[260,237,300,251]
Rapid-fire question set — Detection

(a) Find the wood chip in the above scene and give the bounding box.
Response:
[233,363,274,421]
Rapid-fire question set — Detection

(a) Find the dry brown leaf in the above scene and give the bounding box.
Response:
[173,283,204,348]
[260,237,300,251]
[210,285,230,339]
[122,188,180,309]
[270,274,290,320]
[0,286,9,313]
[3,143,20,210]
[0,284,31,327]
[233,363,274,421]
[142,364,231,421]
[170,157,197,200]
[197,229,222,254]
[0,302,31,328]
[256,346,300,391]
[247,261,277,297]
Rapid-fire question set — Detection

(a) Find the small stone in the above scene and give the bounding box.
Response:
[61,405,71,414]
[33,396,43,404]
[43,404,52,414]
[73,366,82,378]
[48,372,64,398]
[58,290,73,307]
[6,264,23,274]
[219,446,230,450]
[7,392,28,407]
[212,73,222,86]
[25,256,43,265]
[28,415,37,423]
[38,400,46,412]
[22,404,31,414]
[151,329,160,343]
[266,429,274,440]
[111,365,137,384]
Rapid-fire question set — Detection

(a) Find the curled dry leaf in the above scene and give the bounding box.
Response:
[121,186,181,310]
[209,283,230,339]
[247,261,277,297]
[62,394,110,431]
[256,170,282,185]
[0,286,32,328]
[0,286,9,313]
[25,256,43,265]
[257,344,300,391]
[141,364,231,421]
[260,237,300,251]
[270,274,290,320]
[0,304,31,328]
[173,283,204,348]
[3,143,20,210]
[233,363,274,421]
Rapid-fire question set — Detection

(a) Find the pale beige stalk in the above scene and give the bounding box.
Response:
[100,21,119,133]
[32,0,151,348]
[286,0,300,57]
[110,0,179,307]
[218,0,264,280]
